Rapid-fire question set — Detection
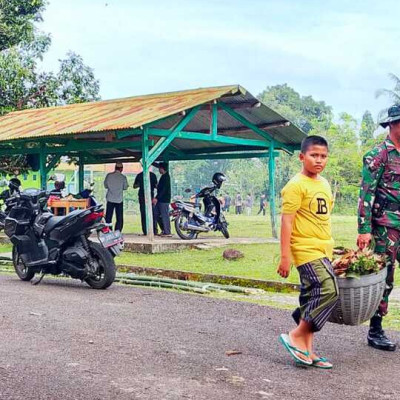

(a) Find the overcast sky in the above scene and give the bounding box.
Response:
[39,0,400,122]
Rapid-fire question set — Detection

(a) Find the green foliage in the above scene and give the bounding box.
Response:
[322,113,362,203]
[0,0,45,51]
[0,2,100,175]
[360,110,376,147]
[258,83,333,133]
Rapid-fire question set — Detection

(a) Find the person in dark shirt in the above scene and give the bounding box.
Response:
[153,162,172,236]
[133,169,158,235]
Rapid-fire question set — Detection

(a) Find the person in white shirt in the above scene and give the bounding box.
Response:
[104,162,128,232]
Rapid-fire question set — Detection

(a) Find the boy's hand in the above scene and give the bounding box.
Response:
[277,257,291,278]
[357,233,372,250]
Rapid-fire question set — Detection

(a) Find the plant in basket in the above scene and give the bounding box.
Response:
[332,248,385,278]
[329,248,387,326]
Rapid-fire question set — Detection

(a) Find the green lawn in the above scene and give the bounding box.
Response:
[117,214,361,285]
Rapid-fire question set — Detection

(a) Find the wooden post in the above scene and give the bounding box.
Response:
[142,127,154,241]
[268,141,278,239]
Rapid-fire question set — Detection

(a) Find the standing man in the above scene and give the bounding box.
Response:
[104,162,128,232]
[257,194,267,216]
[357,105,400,351]
[133,167,158,235]
[245,193,253,216]
[235,192,242,215]
[224,193,231,213]
[153,162,172,236]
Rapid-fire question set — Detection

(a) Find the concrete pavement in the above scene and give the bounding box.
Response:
[0,274,399,400]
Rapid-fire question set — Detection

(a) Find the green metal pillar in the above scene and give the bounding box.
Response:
[78,155,84,192]
[39,147,47,190]
[268,142,278,239]
[142,127,154,241]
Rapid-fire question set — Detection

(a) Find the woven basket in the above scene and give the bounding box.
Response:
[328,267,387,326]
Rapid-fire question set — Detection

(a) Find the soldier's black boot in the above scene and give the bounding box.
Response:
[367,315,396,351]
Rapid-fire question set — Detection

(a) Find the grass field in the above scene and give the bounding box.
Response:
[117,214,361,285]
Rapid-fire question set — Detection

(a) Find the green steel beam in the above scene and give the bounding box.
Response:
[268,141,277,239]
[218,101,272,142]
[218,102,295,154]
[167,151,279,161]
[45,154,61,174]
[142,127,154,240]
[39,145,47,190]
[116,128,142,140]
[78,155,84,192]
[211,103,218,139]
[0,140,149,157]
[147,129,269,148]
[147,106,200,165]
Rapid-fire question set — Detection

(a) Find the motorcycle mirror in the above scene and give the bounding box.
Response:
[184,188,192,193]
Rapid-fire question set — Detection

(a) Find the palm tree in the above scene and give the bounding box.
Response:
[376,73,400,121]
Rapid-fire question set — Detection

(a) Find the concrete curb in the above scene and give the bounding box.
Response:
[117,264,300,293]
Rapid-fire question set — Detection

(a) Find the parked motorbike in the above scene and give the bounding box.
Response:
[0,178,22,231]
[4,188,123,289]
[170,173,229,240]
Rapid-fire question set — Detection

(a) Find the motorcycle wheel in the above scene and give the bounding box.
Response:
[12,246,35,281]
[174,213,197,240]
[84,242,116,289]
[220,222,230,239]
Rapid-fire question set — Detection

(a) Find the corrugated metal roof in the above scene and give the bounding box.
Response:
[0,85,306,159]
[0,85,243,141]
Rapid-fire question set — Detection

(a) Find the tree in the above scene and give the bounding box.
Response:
[360,110,375,147]
[258,84,333,133]
[376,73,400,105]
[0,2,100,174]
[0,0,45,51]
[321,113,362,204]
[0,41,100,114]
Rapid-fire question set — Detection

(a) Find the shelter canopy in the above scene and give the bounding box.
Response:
[0,85,306,163]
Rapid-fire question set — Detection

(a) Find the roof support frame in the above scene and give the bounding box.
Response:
[146,106,200,166]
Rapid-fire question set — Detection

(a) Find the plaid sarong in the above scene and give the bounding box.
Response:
[292,258,339,332]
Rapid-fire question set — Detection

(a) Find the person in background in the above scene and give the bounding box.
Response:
[257,194,267,216]
[0,177,21,201]
[133,167,158,235]
[245,193,253,216]
[235,192,242,215]
[153,162,172,237]
[104,162,128,232]
[223,193,231,212]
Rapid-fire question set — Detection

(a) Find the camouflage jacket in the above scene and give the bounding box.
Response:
[358,136,400,233]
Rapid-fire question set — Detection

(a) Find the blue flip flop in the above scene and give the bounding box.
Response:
[311,357,333,369]
[279,334,312,366]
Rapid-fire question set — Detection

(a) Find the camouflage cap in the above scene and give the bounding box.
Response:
[380,105,400,128]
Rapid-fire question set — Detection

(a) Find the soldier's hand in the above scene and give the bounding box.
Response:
[357,233,372,250]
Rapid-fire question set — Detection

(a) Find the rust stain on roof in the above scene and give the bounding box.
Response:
[0,85,242,142]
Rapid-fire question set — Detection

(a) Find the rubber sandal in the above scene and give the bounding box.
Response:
[278,334,312,365]
[311,357,333,369]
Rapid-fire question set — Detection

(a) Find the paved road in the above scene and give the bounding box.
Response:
[0,274,399,400]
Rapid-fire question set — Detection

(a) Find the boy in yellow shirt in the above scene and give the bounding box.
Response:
[277,135,339,369]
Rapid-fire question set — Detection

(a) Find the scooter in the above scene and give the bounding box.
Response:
[170,173,229,240]
[4,188,123,289]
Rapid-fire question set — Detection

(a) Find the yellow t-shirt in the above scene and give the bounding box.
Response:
[281,173,334,267]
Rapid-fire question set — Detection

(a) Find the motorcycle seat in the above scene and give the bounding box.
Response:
[44,209,85,234]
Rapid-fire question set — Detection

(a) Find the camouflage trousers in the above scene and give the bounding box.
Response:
[372,225,400,317]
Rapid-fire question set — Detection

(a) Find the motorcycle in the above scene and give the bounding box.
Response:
[0,178,22,231]
[4,188,123,289]
[170,173,229,240]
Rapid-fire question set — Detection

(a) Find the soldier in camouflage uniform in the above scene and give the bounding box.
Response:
[357,105,400,351]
